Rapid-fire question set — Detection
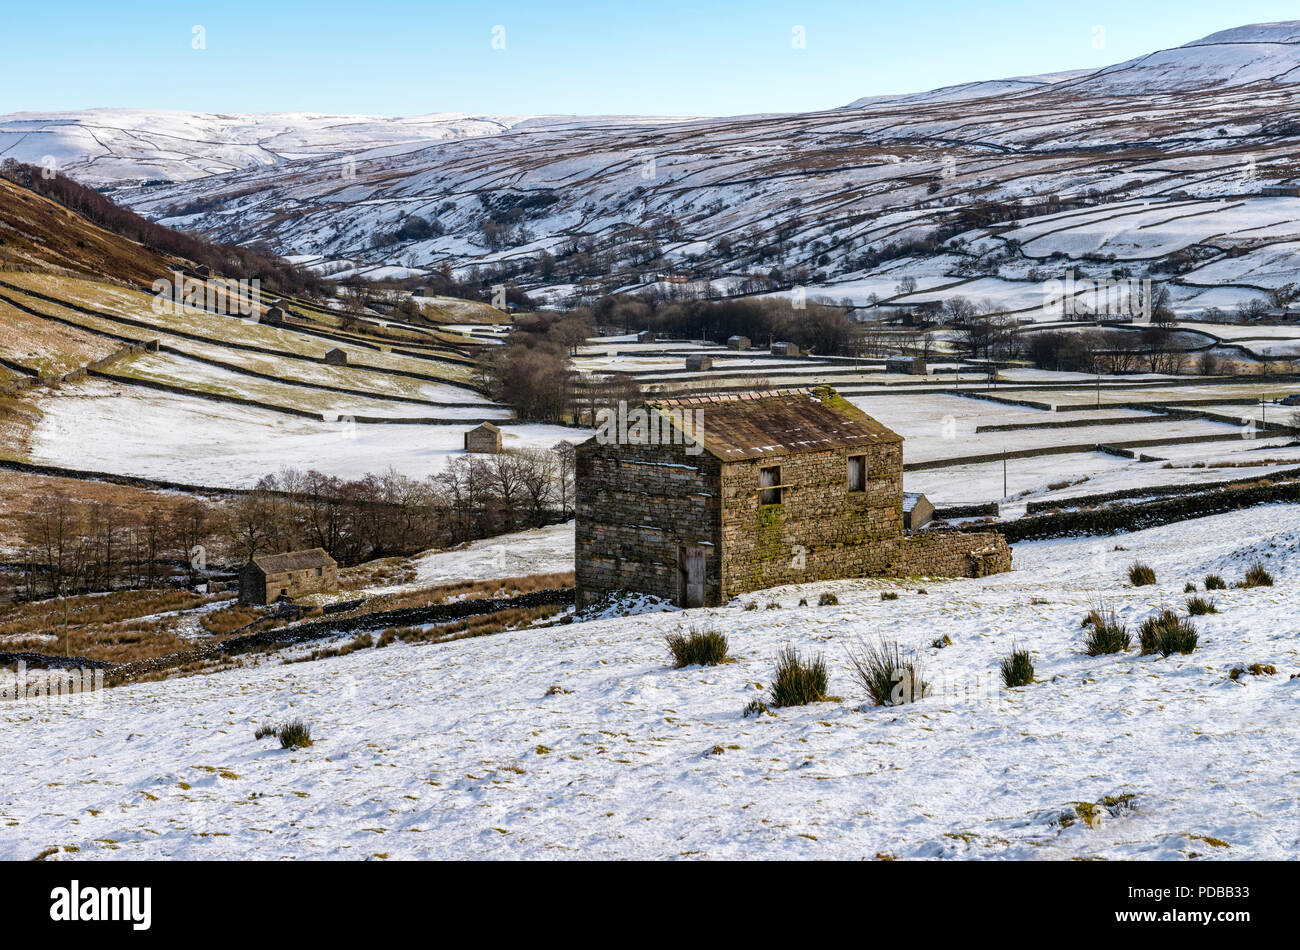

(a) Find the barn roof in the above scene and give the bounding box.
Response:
[649,387,901,462]
[469,422,501,433]
[250,548,336,574]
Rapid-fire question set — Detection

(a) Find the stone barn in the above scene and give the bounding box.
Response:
[575,387,1009,608]
[886,355,927,375]
[685,354,713,371]
[262,306,286,326]
[771,341,802,358]
[239,549,338,605]
[636,330,656,344]
[465,421,502,453]
[727,335,751,351]
[324,347,349,366]
[903,492,935,530]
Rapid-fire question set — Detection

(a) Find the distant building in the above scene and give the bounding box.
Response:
[685,354,713,371]
[239,549,338,606]
[263,306,286,326]
[1260,184,1300,198]
[771,341,802,358]
[903,492,935,531]
[727,335,751,351]
[885,355,927,375]
[575,387,1010,608]
[324,347,349,366]
[636,330,656,344]
[465,421,502,453]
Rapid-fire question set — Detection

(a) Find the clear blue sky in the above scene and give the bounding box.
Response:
[3,0,1298,116]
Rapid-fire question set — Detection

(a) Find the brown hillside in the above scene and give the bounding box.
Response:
[0,176,184,286]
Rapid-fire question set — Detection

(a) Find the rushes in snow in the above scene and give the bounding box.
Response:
[818,593,839,606]
[665,627,729,668]
[1185,595,1219,615]
[1204,574,1227,590]
[1240,562,1274,588]
[276,720,314,750]
[768,647,829,708]
[999,645,1034,688]
[1139,611,1199,657]
[1128,562,1157,586]
[253,723,277,740]
[1083,606,1131,655]
[847,639,930,707]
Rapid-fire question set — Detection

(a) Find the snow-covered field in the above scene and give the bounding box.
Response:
[5,505,1298,860]
[27,380,585,487]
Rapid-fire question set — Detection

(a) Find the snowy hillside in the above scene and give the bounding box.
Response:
[0,109,688,186]
[4,505,1298,860]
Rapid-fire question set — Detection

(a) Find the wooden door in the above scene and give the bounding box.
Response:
[678,545,706,607]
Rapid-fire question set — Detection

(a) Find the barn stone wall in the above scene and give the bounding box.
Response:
[719,442,904,601]
[575,439,721,607]
[898,531,1012,578]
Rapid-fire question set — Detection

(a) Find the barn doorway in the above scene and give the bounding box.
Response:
[678,545,706,607]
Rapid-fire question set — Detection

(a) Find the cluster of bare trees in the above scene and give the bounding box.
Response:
[16,448,577,602]
[1024,327,1194,375]
[16,493,212,600]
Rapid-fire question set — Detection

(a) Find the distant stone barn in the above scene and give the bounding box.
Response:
[239,549,338,605]
[575,387,1009,608]
[465,421,502,453]
[324,347,349,366]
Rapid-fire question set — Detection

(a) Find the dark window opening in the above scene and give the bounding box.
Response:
[759,465,782,505]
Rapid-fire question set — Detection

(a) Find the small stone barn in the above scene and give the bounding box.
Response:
[886,355,927,375]
[636,330,656,344]
[465,421,502,453]
[903,492,935,530]
[239,549,338,605]
[262,306,286,326]
[771,341,802,358]
[685,354,713,371]
[575,387,1010,608]
[727,335,751,351]
[324,347,349,366]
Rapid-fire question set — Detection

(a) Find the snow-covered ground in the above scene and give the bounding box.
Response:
[27,379,585,487]
[4,504,1298,859]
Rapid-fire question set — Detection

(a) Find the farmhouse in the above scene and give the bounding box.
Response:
[575,387,1010,608]
[465,421,502,453]
[239,549,338,605]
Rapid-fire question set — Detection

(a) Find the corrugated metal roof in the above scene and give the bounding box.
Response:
[649,387,901,462]
[251,548,337,574]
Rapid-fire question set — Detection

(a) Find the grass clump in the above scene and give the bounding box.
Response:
[1128,562,1156,586]
[1184,595,1218,616]
[1139,610,1199,657]
[1083,606,1131,655]
[1204,574,1226,590]
[253,722,277,740]
[1000,645,1034,688]
[880,591,899,601]
[847,639,930,706]
[1229,663,1277,681]
[767,647,829,708]
[1184,582,1196,593]
[665,627,729,668]
[275,719,313,750]
[818,592,839,606]
[1239,562,1273,588]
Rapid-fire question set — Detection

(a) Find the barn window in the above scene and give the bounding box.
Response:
[759,465,782,505]
[847,455,866,492]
